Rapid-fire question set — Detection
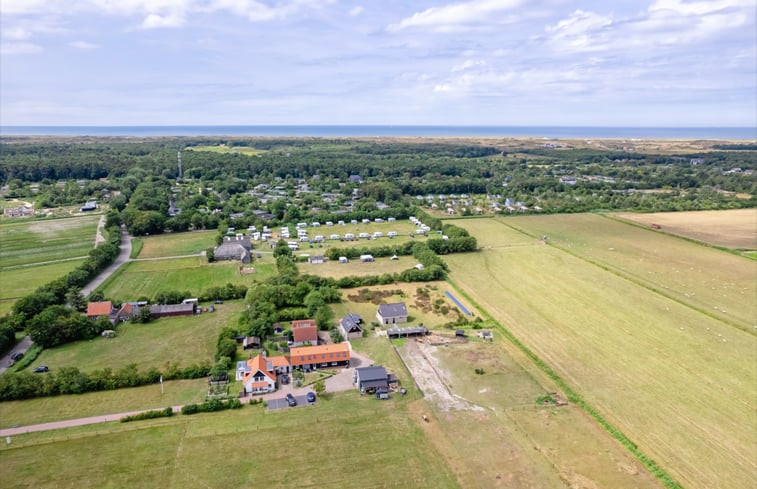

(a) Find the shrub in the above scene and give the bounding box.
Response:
[121,407,174,423]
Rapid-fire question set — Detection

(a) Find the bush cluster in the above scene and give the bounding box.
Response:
[120,407,174,423]
[180,398,242,415]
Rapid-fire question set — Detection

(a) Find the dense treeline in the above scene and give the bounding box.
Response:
[0,362,211,401]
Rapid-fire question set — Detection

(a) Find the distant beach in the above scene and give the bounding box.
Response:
[1,125,755,140]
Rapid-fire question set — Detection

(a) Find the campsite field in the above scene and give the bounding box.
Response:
[445,217,757,489]
[97,257,275,301]
[0,394,459,489]
[0,215,99,268]
[135,230,217,259]
[502,213,757,332]
[30,301,244,374]
[298,255,414,278]
[613,209,757,250]
[0,379,208,429]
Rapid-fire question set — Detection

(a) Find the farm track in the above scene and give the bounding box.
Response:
[498,218,756,337]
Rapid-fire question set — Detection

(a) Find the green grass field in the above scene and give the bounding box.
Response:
[97,257,275,301]
[30,301,244,374]
[445,217,757,489]
[185,144,266,156]
[502,213,757,332]
[0,394,459,489]
[0,215,99,268]
[136,230,217,259]
[0,259,87,314]
[0,379,209,429]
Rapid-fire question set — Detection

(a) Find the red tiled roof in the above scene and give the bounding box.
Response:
[292,319,318,342]
[289,343,350,367]
[246,354,276,382]
[87,301,113,317]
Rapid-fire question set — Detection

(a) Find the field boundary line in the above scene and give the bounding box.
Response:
[444,278,684,489]
[1,256,88,270]
[497,217,755,337]
[602,213,755,260]
[390,341,424,396]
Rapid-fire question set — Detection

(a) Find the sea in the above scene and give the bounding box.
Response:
[1,125,755,140]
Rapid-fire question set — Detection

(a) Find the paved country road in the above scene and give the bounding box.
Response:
[0,336,32,375]
[80,226,133,297]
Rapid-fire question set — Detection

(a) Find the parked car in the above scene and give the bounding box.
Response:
[286,393,297,406]
[33,365,49,373]
[214,300,223,304]
[280,374,289,385]
[306,392,316,403]
[10,352,23,362]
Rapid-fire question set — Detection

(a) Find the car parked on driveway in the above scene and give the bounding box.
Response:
[286,393,297,406]
[306,392,316,403]
[33,365,49,373]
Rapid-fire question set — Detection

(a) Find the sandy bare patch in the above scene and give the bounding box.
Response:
[399,340,483,412]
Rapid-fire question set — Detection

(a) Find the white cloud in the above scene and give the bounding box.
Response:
[348,6,364,17]
[387,0,522,32]
[1,26,33,41]
[451,59,486,72]
[141,12,185,28]
[68,40,98,49]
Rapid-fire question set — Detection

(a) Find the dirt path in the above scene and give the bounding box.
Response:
[94,215,106,247]
[80,226,132,297]
[0,336,32,375]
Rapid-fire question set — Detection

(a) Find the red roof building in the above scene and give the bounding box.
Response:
[291,319,318,346]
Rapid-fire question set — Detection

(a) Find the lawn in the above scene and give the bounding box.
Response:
[185,144,266,156]
[30,301,245,373]
[0,379,209,429]
[0,394,460,489]
[0,215,99,268]
[613,208,757,250]
[136,230,217,259]
[502,213,757,332]
[97,256,275,301]
[0,259,87,314]
[445,217,757,489]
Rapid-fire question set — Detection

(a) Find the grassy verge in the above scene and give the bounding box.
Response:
[129,238,143,259]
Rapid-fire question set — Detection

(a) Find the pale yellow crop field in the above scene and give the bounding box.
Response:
[614,209,757,250]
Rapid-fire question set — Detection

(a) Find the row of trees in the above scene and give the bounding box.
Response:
[0,362,212,401]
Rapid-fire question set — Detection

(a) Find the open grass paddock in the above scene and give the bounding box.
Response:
[0,259,87,315]
[0,394,459,489]
[0,379,208,429]
[185,144,266,156]
[97,257,275,301]
[31,301,245,374]
[0,215,99,268]
[503,213,757,332]
[445,217,757,489]
[415,341,662,489]
[136,230,217,259]
[614,209,757,250]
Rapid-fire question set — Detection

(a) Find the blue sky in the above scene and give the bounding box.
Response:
[1,0,755,126]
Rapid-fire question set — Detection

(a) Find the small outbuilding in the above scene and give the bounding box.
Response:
[339,313,364,340]
[386,326,428,339]
[376,302,408,325]
[354,365,388,393]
